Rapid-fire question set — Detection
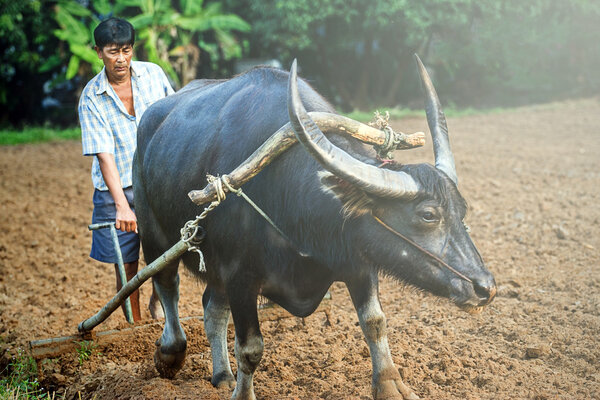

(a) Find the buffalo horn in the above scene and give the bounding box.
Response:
[415,54,458,185]
[287,59,418,198]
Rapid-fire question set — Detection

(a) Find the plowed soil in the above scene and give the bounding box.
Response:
[1,99,599,399]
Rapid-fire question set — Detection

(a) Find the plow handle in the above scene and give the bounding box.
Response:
[78,240,189,332]
[88,222,134,324]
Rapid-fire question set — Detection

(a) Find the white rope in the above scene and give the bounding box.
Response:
[207,174,227,202]
[180,172,311,272]
[179,174,231,272]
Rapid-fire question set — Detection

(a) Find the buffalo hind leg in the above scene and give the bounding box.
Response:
[227,282,263,400]
[347,272,419,400]
[203,285,235,389]
[152,263,187,378]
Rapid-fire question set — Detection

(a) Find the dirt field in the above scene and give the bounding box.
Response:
[1,99,599,399]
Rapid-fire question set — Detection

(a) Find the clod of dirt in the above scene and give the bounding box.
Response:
[553,225,569,240]
[498,286,519,298]
[0,346,11,371]
[49,373,67,386]
[83,376,101,392]
[508,280,522,288]
[526,344,551,359]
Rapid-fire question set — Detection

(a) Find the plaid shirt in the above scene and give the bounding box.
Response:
[79,61,174,190]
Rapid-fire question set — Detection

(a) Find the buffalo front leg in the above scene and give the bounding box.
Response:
[347,273,419,400]
[203,285,235,389]
[152,263,187,378]
[226,282,263,400]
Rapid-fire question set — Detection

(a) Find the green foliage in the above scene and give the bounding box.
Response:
[0,0,60,125]
[456,0,600,105]
[0,0,45,80]
[0,127,81,146]
[53,0,104,79]
[225,0,482,108]
[0,348,41,398]
[74,341,101,365]
[225,0,600,109]
[2,0,599,128]
[50,0,251,87]
[130,0,250,86]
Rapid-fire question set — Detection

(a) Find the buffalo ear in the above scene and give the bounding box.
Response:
[319,171,373,218]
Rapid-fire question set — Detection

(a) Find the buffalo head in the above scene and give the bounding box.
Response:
[288,56,496,313]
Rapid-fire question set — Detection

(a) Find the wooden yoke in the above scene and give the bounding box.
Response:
[188,112,425,206]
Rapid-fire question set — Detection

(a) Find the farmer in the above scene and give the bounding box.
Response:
[78,17,174,322]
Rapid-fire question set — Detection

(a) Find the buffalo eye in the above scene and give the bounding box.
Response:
[419,210,439,223]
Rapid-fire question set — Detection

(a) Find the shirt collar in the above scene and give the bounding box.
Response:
[94,61,143,95]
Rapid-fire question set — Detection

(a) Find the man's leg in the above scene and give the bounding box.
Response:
[114,260,142,322]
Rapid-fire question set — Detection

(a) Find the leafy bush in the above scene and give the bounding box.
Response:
[0,0,250,127]
[52,0,250,87]
[0,0,61,126]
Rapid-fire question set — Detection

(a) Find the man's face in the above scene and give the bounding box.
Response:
[96,44,133,81]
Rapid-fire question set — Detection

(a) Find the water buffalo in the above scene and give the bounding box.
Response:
[133,57,496,400]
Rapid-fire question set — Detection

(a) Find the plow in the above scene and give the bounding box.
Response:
[29,111,425,361]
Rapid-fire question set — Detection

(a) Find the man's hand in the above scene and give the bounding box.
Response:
[116,202,137,233]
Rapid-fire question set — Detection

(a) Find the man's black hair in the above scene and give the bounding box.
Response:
[94,17,135,49]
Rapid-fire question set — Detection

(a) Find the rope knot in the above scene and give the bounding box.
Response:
[207,174,228,202]
[370,110,407,159]
[179,174,241,272]
[180,219,207,272]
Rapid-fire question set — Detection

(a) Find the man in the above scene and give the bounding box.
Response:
[79,18,174,321]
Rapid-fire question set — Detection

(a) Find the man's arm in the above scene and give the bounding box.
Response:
[97,152,137,233]
[79,99,136,234]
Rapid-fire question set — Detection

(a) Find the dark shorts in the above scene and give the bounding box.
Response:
[90,187,140,264]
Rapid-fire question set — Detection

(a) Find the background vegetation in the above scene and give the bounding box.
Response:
[225,0,600,110]
[1,0,599,128]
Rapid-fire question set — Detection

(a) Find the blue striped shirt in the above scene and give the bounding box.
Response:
[79,61,174,190]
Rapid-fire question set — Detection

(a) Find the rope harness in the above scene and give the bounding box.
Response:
[218,176,305,255]
[180,173,472,284]
[179,174,309,272]
[372,214,473,283]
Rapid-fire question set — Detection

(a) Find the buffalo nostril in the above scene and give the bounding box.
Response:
[473,280,496,303]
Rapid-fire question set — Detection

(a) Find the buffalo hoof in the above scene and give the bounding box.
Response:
[154,346,186,379]
[231,386,256,400]
[374,369,419,400]
[212,371,236,389]
[374,381,419,400]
